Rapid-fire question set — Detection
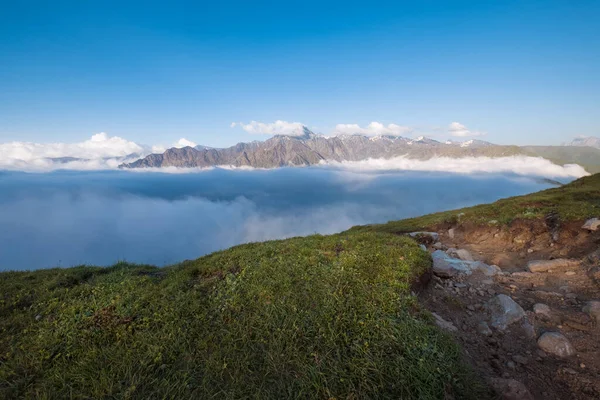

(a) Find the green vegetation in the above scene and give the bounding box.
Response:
[351,173,600,234]
[0,232,484,399]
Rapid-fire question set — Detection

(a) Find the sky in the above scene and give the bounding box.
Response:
[1,0,599,148]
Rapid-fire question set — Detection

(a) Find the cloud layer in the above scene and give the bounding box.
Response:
[0,168,559,270]
[321,155,588,179]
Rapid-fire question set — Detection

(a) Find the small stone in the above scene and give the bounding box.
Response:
[527,248,534,254]
[431,312,458,332]
[487,288,496,295]
[533,303,552,319]
[582,301,600,324]
[434,283,443,290]
[565,271,576,276]
[477,321,493,336]
[582,218,600,231]
[35,314,42,321]
[537,332,576,358]
[521,320,536,339]
[455,249,474,261]
[509,284,518,290]
[408,231,439,242]
[563,368,577,375]
[488,294,526,330]
[580,363,586,369]
[433,242,443,250]
[481,279,494,285]
[467,304,475,311]
[419,244,427,251]
[448,228,455,239]
[506,360,516,370]
[566,293,577,300]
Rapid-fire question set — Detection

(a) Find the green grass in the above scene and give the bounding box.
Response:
[350,173,600,234]
[0,232,485,399]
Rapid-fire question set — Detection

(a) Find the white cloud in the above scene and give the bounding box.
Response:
[448,122,484,137]
[333,122,412,136]
[231,120,306,136]
[173,138,197,148]
[319,156,588,179]
[0,132,147,171]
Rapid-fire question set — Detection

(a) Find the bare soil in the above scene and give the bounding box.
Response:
[418,220,600,399]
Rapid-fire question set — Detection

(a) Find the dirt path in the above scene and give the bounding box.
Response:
[414,222,600,399]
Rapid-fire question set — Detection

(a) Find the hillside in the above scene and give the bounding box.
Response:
[2,174,600,399]
[523,146,600,174]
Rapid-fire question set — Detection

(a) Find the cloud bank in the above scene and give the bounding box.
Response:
[0,168,559,271]
[0,133,203,171]
[321,155,588,179]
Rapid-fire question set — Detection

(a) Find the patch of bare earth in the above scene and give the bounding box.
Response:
[415,219,600,400]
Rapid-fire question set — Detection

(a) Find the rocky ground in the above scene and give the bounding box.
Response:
[410,218,600,400]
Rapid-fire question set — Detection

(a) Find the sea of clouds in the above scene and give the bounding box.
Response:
[0,168,562,271]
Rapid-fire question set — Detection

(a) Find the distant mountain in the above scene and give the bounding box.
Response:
[565,136,600,149]
[120,127,524,169]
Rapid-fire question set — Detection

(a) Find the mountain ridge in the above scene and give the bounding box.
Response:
[120,129,600,173]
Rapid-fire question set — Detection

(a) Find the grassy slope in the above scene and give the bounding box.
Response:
[0,233,483,399]
[351,173,600,234]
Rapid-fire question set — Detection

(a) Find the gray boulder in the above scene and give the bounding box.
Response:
[537,332,576,358]
[582,218,600,231]
[488,294,525,330]
[431,250,471,278]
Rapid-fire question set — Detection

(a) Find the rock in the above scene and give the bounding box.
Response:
[488,378,534,400]
[431,250,471,278]
[408,231,439,243]
[456,249,474,261]
[511,272,535,278]
[477,321,492,336]
[527,248,534,254]
[537,332,576,358]
[488,294,525,330]
[35,314,42,321]
[419,244,427,251]
[582,218,600,231]
[527,259,580,273]
[506,360,516,370]
[533,303,552,319]
[582,301,600,324]
[431,312,458,332]
[475,262,501,276]
[433,242,443,250]
[448,228,455,239]
[565,271,576,276]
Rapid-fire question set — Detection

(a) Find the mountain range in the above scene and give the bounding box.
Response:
[119,129,600,173]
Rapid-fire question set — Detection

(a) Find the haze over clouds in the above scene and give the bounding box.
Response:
[0,169,559,271]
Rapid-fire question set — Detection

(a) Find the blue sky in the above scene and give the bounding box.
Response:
[1,0,599,147]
